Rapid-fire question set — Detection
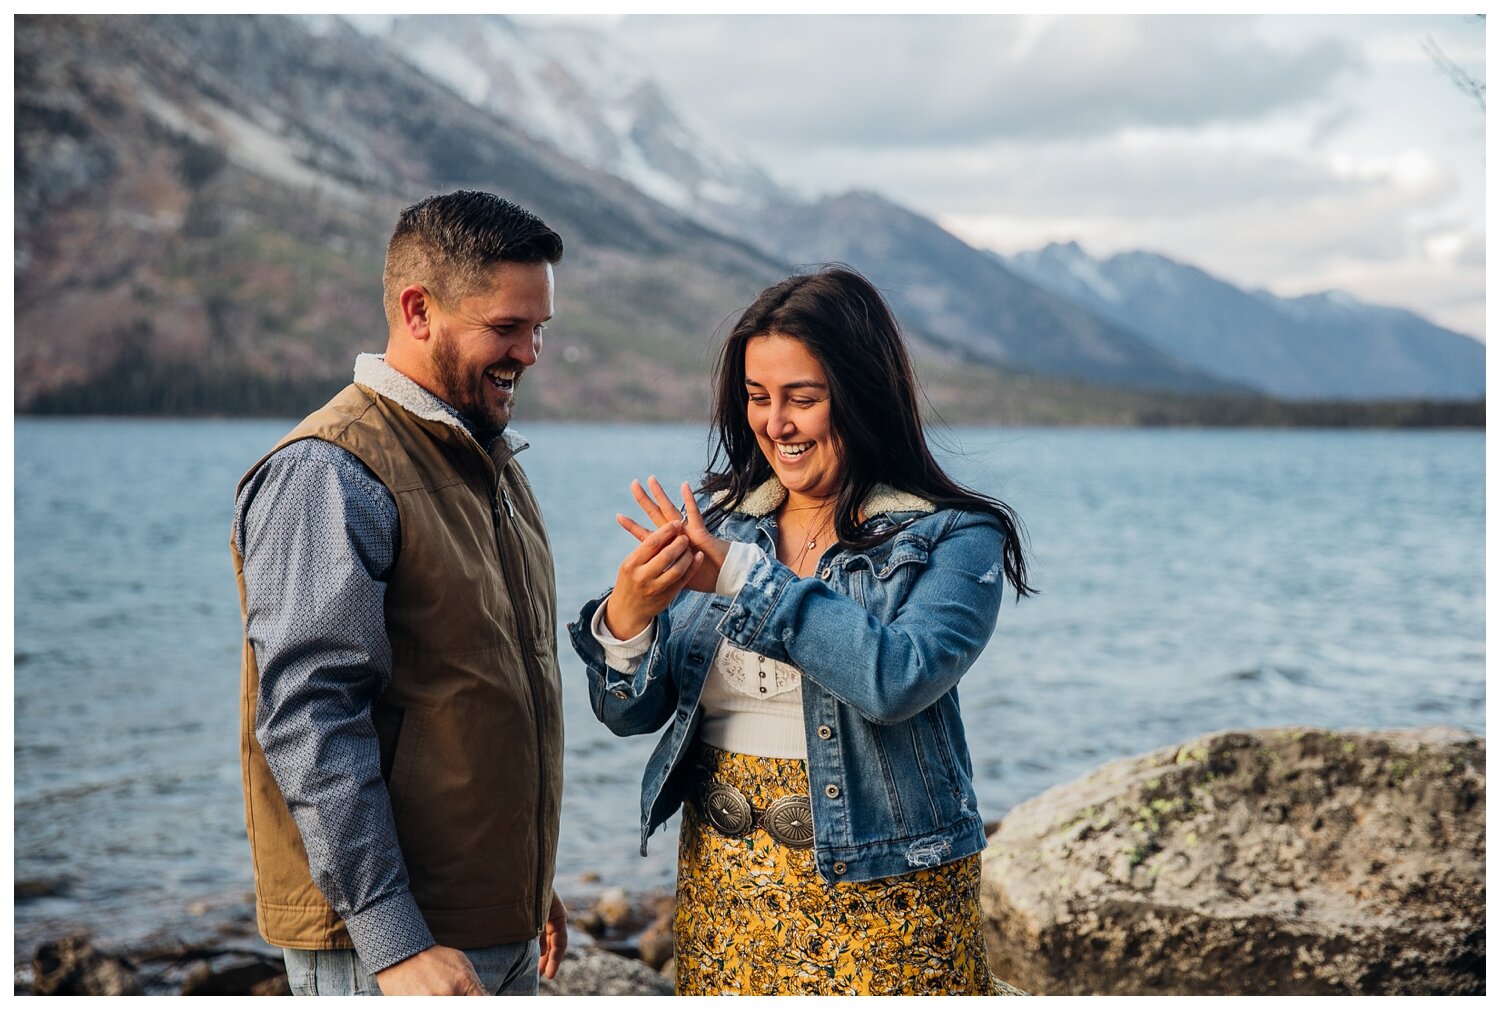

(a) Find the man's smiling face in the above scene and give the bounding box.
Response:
[426,260,554,434]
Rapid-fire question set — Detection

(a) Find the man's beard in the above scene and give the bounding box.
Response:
[431,331,518,435]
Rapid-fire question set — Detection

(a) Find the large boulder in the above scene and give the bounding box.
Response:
[982,726,1484,995]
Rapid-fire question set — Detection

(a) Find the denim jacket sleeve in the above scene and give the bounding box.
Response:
[570,593,680,737]
[716,510,1006,725]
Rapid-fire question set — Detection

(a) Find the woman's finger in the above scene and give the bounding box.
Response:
[631,479,671,528]
[624,520,683,568]
[680,483,708,533]
[674,551,706,591]
[644,534,692,582]
[646,475,681,522]
[617,513,652,543]
[680,483,727,563]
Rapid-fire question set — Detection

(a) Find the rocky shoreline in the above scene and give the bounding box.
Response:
[14,889,680,997]
[16,726,1485,996]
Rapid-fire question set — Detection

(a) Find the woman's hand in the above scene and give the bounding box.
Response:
[618,476,729,594]
[603,518,704,640]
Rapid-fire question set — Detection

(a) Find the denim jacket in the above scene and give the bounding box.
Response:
[567,478,1008,884]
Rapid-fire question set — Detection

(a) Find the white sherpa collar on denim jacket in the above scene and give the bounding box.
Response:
[725,477,935,518]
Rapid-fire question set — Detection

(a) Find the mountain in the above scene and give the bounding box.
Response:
[1005,242,1485,400]
[371,14,1237,396]
[377,14,790,239]
[14,14,1479,426]
[1254,289,1485,399]
[734,192,1242,393]
[12,12,1213,423]
[14,13,798,419]
[399,10,1473,403]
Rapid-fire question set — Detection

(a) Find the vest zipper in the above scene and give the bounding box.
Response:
[489,471,549,935]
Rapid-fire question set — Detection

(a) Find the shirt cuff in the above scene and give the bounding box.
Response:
[341,888,437,974]
[716,542,765,596]
[591,599,655,674]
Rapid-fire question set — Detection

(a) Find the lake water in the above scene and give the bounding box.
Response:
[12,419,1485,959]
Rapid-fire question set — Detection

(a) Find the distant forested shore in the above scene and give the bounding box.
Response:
[17,362,1485,430]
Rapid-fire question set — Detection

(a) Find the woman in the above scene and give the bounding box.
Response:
[568,268,1032,995]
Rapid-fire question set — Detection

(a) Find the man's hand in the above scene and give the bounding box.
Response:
[374,945,486,996]
[539,892,569,980]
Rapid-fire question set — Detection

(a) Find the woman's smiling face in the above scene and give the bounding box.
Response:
[744,332,843,505]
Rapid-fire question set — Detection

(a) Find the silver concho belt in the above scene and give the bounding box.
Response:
[696,780,815,849]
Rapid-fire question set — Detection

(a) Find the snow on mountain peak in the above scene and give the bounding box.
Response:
[373,14,786,223]
[1030,240,1125,305]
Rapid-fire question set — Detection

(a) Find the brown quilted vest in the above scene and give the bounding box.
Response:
[231,382,563,951]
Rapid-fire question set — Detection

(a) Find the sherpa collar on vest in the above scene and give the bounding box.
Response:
[727,477,935,518]
[353,352,526,454]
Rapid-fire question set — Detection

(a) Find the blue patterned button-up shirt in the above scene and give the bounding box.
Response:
[232,356,496,973]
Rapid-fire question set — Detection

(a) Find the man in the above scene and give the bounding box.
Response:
[231,191,568,995]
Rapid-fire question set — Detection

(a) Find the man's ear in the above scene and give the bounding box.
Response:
[399,285,434,342]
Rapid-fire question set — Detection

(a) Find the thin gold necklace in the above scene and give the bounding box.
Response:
[787,505,836,571]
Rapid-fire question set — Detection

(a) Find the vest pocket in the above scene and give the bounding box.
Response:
[374,701,405,783]
[385,693,541,921]
[384,702,430,798]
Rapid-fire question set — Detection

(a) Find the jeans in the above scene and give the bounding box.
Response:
[283,939,540,996]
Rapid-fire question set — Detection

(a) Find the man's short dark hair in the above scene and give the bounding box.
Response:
[383,190,563,326]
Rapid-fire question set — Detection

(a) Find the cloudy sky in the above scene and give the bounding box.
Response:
[524,12,1485,340]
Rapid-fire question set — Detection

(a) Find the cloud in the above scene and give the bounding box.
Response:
[941,157,1480,338]
[1307,105,1358,147]
[609,12,1478,339]
[956,148,1461,264]
[789,135,1368,218]
[619,13,1362,147]
[1290,256,1485,340]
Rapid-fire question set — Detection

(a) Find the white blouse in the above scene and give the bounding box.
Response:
[590,542,807,759]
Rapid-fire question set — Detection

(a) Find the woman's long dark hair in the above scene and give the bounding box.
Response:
[701,267,1033,598]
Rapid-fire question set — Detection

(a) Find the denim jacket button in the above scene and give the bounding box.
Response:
[612,689,628,700]
[817,725,833,740]
[824,784,840,799]
[819,567,831,579]
[832,861,848,875]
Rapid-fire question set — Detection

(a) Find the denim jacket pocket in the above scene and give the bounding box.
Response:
[871,535,931,579]
[845,532,931,617]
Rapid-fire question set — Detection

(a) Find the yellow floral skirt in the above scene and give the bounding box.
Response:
[673,745,1027,996]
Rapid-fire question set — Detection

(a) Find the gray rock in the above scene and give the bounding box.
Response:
[180,957,287,996]
[248,973,293,996]
[575,886,674,966]
[32,933,142,996]
[637,913,674,972]
[572,908,606,939]
[539,945,674,996]
[982,726,1485,996]
[14,877,69,901]
[593,886,634,931]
